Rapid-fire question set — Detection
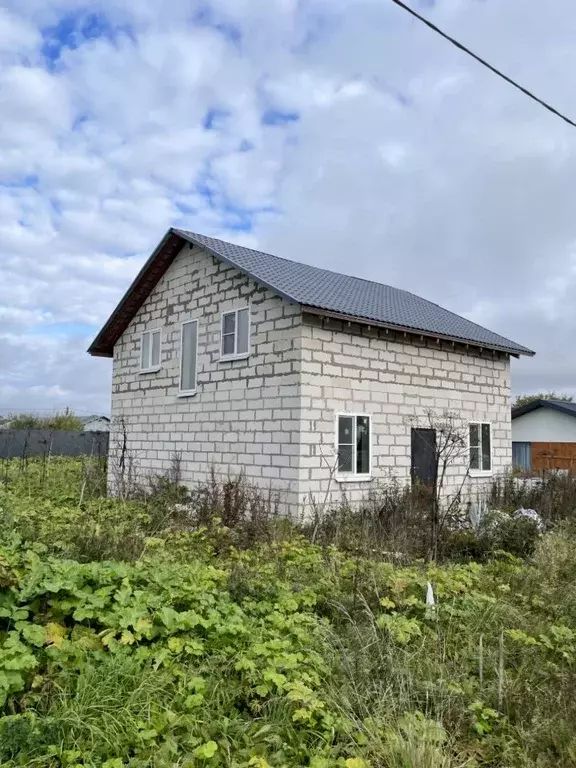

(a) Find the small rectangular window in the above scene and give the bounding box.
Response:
[221,307,250,359]
[180,319,198,395]
[356,416,370,474]
[140,329,161,372]
[469,423,492,473]
[237,308,250,354]
[338,416,354,473]
[512,442,532,471]
[337,414,371,477]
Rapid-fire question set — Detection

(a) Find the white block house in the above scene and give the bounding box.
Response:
[89,228,534,513]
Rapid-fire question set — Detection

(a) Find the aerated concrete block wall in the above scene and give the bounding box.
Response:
[296,312,511,513]
[109,243,303,510]
[109,243,512,516]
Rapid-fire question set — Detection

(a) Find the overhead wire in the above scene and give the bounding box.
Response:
[390,0,576,129]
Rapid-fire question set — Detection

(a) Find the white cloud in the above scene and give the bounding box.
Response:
[2,0,576,415]
[0,8,40,56]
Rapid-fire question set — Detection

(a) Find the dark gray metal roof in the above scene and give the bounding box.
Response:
[88,228,534,357]
[512,400,576,419]
[176,229,534,357]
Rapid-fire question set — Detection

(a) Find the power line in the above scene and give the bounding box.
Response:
[390,0,576,129]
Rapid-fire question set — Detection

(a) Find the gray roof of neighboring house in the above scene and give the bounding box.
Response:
[81,415,110,424]
[88,228,535,357]
[512,400,576,419]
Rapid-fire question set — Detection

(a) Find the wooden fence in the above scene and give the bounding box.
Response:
[531,441,576,472]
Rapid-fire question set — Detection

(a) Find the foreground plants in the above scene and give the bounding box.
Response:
[0,459,576,766]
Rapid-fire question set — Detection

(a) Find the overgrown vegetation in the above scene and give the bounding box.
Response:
[1,408,85,431]
[1,458,576,766]
[512,392,574,408]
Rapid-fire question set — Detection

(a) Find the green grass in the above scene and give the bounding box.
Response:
[1,458,576,766]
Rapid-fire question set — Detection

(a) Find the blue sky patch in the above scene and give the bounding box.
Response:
[292,6,340,54]
[72,115,89,133]
[194,162,277,234]
[41,10,132,66]
[261,109,300,126]
[203,108,229,130]
[220,204,255,232]
[220,203,278,233]
[175,201,198,216]
[195,166,218,208]
[193,6,242,49]
[1,175,39,190]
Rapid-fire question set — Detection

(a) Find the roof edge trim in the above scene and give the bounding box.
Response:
[88,230,183,357]
[512,400,576,419]
[302,306,533,357]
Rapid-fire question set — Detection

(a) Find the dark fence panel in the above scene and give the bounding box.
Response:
[0,429,109,459]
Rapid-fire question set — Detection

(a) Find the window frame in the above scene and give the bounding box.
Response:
[334,412,373,483]
[139,328,162,373]
[468,421,493,476]
[219,306,251,361]
[178,318,199,397]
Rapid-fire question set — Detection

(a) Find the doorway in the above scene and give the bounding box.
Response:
[411,428,437,487]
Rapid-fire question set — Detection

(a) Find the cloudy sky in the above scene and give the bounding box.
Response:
[1,0,575,416]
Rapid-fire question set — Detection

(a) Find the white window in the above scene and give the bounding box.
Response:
[469,423,492,474]
[140,329,161,372]
[179,319,198,395]
[336,413,372,479]
[220,307,250,359]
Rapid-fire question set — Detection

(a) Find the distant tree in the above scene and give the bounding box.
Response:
[8,413,43,429]
[7,408,84,431]
[513,392,574,409]
[44,408,84,431]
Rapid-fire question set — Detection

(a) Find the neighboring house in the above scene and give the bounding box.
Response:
[81,415,111,432]
[89,228,534,513]
[512,400,576,472]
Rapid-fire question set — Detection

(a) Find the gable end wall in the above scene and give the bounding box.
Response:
[109,243,303,509]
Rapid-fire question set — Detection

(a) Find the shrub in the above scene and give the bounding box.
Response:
[304,478,432,560]
[189,468,285,548]
[440,510,542,561]
[490,471,576,523]
[6,408,85,431]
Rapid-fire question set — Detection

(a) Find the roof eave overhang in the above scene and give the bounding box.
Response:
[87,226,535,361]
[512,400,576,419]
[88,228,301,357]
[301,305,535,358]
[87,230,185,358]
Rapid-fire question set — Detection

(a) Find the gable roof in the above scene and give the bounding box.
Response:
[88,228,535,358]
[512,400,576,420]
